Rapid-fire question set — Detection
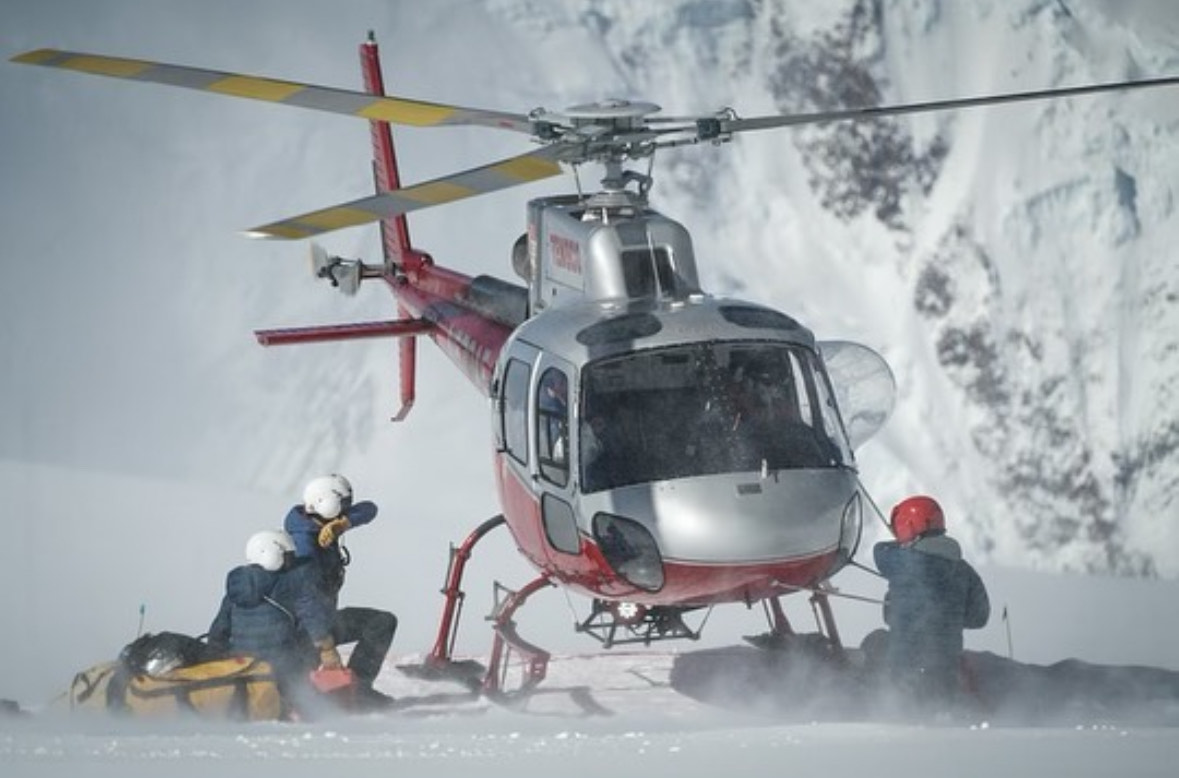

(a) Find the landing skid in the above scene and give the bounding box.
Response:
[397,658,486,692]
[423,514,507,672]
[482,575,555,696]
[414,515,853,700]
[412,514,557,698]
[743,590,847,662]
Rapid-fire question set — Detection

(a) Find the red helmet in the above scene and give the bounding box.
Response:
[889,495,945,544]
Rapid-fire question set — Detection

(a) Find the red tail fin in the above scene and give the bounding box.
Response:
[359,32,414,269]
[359,32,416,420]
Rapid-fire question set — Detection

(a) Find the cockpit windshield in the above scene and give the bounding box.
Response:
[579,341,852,493]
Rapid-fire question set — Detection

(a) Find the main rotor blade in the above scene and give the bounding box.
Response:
[245,145,565,240]
[11,48,532,133]
[720,75,1179,134]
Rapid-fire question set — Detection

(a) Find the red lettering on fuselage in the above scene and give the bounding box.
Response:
[549,234,582,275]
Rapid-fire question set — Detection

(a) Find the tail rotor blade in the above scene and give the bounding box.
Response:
[309,242,331,277]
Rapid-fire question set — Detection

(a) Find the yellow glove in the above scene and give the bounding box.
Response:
[317,516,351,548]
[316,640,343,670]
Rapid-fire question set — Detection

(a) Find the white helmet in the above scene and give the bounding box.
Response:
[302,473,353,519]
[244,529,295,572]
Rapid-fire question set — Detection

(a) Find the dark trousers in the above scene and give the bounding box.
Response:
[332,607,397,685]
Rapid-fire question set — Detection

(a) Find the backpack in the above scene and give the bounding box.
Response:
[118,631,220,676]
[69,632,283,721]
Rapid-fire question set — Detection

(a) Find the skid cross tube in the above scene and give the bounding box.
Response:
[483,574,555,696]
[427,514,507,668]
[766,595,795,638]
[809,590,844,654]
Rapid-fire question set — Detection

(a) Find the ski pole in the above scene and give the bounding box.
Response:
[1002,605,1013,659]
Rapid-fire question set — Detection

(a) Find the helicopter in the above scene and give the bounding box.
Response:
[13,34,1179,695]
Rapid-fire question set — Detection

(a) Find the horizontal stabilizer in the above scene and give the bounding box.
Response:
[255,319,433,346]
[11,48,533,132]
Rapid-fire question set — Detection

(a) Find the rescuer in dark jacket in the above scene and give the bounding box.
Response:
[285,473,397,708]
[872,495,990,704]
[207,529,333,717]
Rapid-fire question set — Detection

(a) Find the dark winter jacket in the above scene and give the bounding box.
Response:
[206,558,333,678]
[874,533,990,684]
[284,501,378,601]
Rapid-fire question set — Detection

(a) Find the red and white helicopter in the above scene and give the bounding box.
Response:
[14,34,1179,694]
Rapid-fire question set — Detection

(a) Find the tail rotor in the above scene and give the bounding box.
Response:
[309,242,363,296]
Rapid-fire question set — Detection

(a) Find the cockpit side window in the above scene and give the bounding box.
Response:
[536,367,570,487]
[502,358,531,466]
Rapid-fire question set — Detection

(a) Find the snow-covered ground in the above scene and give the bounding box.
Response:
[14,681,1176,778]
[4,645,1179,776]
[3,563,1178,777]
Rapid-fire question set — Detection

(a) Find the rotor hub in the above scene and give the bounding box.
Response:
[562,99,661,122]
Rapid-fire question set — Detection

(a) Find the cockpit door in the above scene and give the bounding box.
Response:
[495,339,540,479]
[496,338,582,557]
[531,352,582,556]
[532,352,577,490]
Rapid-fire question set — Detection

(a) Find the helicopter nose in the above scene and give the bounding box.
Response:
[598,468,861,564]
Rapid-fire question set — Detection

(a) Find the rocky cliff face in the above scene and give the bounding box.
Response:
[487,0,1179,576]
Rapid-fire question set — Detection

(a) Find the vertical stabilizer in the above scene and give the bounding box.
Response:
[359,32,417,419]
[359,31,414,270]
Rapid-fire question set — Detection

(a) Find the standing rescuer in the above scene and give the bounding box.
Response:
[873,495,990,706]
[285,473,398,709]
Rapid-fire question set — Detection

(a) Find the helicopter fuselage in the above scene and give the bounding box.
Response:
[492,294,865,607]
[444,191,868,607]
